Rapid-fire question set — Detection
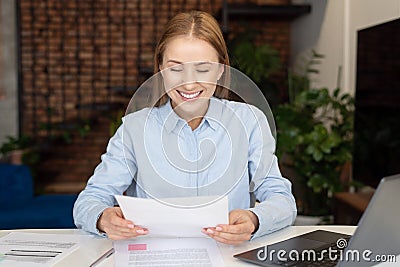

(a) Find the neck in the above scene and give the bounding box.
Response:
[187,118,202,130]
[171,99,209,131]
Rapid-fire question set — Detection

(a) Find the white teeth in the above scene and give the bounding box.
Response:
[179,91,201,99]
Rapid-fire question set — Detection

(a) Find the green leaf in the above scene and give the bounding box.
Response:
[333,88,340,98]
[307,68,319,74]
[311,50,325,58]
[314,150,323,161]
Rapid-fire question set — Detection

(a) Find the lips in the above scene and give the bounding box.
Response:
[178,90,202,100]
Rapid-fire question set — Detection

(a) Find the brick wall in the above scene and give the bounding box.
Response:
[18,0,292,191]
[228,19,290,102]
[18,0,291,138]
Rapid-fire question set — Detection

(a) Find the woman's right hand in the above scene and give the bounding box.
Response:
[97,207,149,240]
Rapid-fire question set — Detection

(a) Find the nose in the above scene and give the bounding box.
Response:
[182,68,197,91]
[182,81,197,91]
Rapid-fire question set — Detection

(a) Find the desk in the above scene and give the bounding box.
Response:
[1,226,357,266]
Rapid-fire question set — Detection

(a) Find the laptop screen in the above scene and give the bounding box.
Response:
[339,174,400,266]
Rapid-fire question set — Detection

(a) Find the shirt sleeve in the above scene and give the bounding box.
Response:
[248,156,297,239]
[245,106,297,239]
[73,122,138,236]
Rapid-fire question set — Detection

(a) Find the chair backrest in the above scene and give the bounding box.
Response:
[0,163,34,208]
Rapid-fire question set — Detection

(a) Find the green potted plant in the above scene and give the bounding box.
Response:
[229,31,282,107]
[0,134,39,165]
[275,51,354,217]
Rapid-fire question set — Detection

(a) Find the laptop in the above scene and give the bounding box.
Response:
[234,174,400,267]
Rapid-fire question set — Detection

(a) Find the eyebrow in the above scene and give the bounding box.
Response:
[166,60,212,66]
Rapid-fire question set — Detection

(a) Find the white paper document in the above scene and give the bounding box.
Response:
[114,237,225,267]
[0,232,81,267]
[115,195,229,237]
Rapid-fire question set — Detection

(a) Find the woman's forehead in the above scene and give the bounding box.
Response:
[163,36,219,63]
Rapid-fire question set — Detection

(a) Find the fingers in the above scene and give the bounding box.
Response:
[202,225,251,244]
[229,209,244,224]
[107,224,148,240]
[202,209,257,245]
[108,209,132,228]
[215,223,248,234]
[206,232,245,245]
[97,207,149,240]
[107,221,149,240]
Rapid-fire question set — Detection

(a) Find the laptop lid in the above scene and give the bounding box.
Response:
[234,229,350,266]
[234,174,400,266]
[338,174,400,266]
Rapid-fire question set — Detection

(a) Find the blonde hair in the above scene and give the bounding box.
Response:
[154,11,230,106]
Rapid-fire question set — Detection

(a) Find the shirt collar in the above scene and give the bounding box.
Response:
[158,99,182,134]
[158,97,224,134]
[204,97,223,131]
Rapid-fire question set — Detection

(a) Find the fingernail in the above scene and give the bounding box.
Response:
[216,226,222,231]
[127,224,134,229]
[136,229,146,234]
[206,229,214,234]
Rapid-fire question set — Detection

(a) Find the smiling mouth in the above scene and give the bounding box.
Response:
[178,90,203,100]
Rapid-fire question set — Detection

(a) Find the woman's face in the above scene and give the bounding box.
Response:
[159,36,222,116]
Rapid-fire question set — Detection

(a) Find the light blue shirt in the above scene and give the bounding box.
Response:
[73,97,297,239]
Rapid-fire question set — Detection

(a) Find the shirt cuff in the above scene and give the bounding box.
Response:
[88,204,109,237]
[247,199,296,240]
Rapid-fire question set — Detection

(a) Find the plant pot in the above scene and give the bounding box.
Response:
[8,149,25,165]
[279,153,307,213]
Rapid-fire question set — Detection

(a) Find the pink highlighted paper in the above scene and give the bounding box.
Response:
[128,244,147,251]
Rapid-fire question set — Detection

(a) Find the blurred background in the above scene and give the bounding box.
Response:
[0,0,399,229]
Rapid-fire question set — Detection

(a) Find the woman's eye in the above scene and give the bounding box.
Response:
[170,68,183,72]
[196,69,210,73]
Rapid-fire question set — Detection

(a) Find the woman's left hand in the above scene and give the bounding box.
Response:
[202,209,259,245]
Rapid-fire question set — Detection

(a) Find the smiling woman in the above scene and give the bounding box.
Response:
[161,60,223,129]
[154,11,230,108]
[73,10,297,245]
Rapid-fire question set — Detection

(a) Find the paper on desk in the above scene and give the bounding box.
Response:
[114,237,225,267]
[115,195,229,237]
[0,232,82,267]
